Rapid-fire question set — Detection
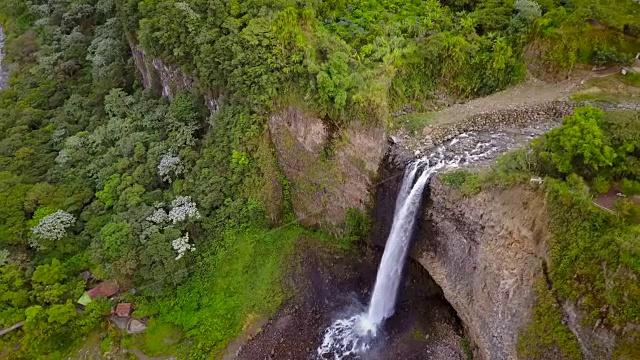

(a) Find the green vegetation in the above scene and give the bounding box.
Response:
[0,0,638,357]
[441,107,640,358]
[124,320,186,356]
[397,112,437,135]
[517,280,582,359]
[123,0,640,121]
[461,337,474,360]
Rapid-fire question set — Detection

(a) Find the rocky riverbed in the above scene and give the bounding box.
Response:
[234,238,468,360]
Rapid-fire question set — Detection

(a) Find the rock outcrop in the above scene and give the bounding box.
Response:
[414,180,550,359]
[0,25,7,90]
[130,43,218,114]
[268,106,386,233]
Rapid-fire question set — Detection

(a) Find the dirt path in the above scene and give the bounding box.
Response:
[431,78,582,126]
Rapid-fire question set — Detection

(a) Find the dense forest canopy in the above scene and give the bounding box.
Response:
[0,0,639,358]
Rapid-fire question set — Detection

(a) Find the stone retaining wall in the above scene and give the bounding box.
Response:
[423,101,574,146]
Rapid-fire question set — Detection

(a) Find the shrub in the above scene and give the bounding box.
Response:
[342,208,372,246]
[592,176,611,194]
[621,179,640,195]
[615,199,640,224]
[441,169,475,188]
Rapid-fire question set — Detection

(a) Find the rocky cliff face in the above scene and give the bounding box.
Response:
[130,43,218,114]
[414,179,550,359]
[268,106,387,233]
[0,25,7,90]
[373,160,551,359]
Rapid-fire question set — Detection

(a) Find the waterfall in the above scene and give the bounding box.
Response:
[317,160,443,359]
[366,160,443,326]
[317,129,548,359]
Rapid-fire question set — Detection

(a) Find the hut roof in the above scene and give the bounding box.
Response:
[87,281,119,299]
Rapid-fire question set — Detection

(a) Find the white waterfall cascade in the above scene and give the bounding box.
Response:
[366,159,443,326]
[316,130,527,360]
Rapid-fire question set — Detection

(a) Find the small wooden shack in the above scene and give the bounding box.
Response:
[77,280,119,306]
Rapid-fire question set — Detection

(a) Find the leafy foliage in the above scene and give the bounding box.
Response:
[443,108,640,359]
[0,0,637,356]
[539,107,617,177]
[517,280,582,359]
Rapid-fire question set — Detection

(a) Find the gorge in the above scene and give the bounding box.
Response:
[1,0,639,359]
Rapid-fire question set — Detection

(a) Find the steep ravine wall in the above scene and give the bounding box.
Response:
[268,106,387,233]
[414,179,550,360]
[371,155,627,359]
[130,43,219,114]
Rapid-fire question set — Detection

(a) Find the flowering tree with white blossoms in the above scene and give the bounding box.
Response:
[141,198,201,260]
[146,207,169,224]
[168,196,201,224]
[29,210,76,249]
[171,232,195,260]
[157,154,184,183]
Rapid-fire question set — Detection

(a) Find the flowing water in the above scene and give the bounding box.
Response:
[366,160,443,326]
[317,125,556,359]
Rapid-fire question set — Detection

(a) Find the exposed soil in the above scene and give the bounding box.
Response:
[430,79,581,127]
[235,238,466,360]
[429,67,640,128]
[593,186,640,224]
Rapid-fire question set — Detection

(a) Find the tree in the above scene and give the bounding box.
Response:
[29,210,76,250]
[171,232,195,260]
[168,196,201,224]
[99,222,134,261]
[31,259,67,286]
[511,0,542,34]
[157,154,184,183]
[540,107,616,178]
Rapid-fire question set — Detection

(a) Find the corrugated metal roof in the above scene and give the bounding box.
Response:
[115,303,133,317]
[87,281,119,299]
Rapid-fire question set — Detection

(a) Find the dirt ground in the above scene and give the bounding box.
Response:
[430,66,640,127]
[431,78,580,126]
[234,238,467,360]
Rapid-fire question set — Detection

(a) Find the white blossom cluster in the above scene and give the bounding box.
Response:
[29,210,76,249]
[146,208,169,224]
[157,154,184,183]
[171,232,195,260]
[168,196,201,224]
[55,149,71,165]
